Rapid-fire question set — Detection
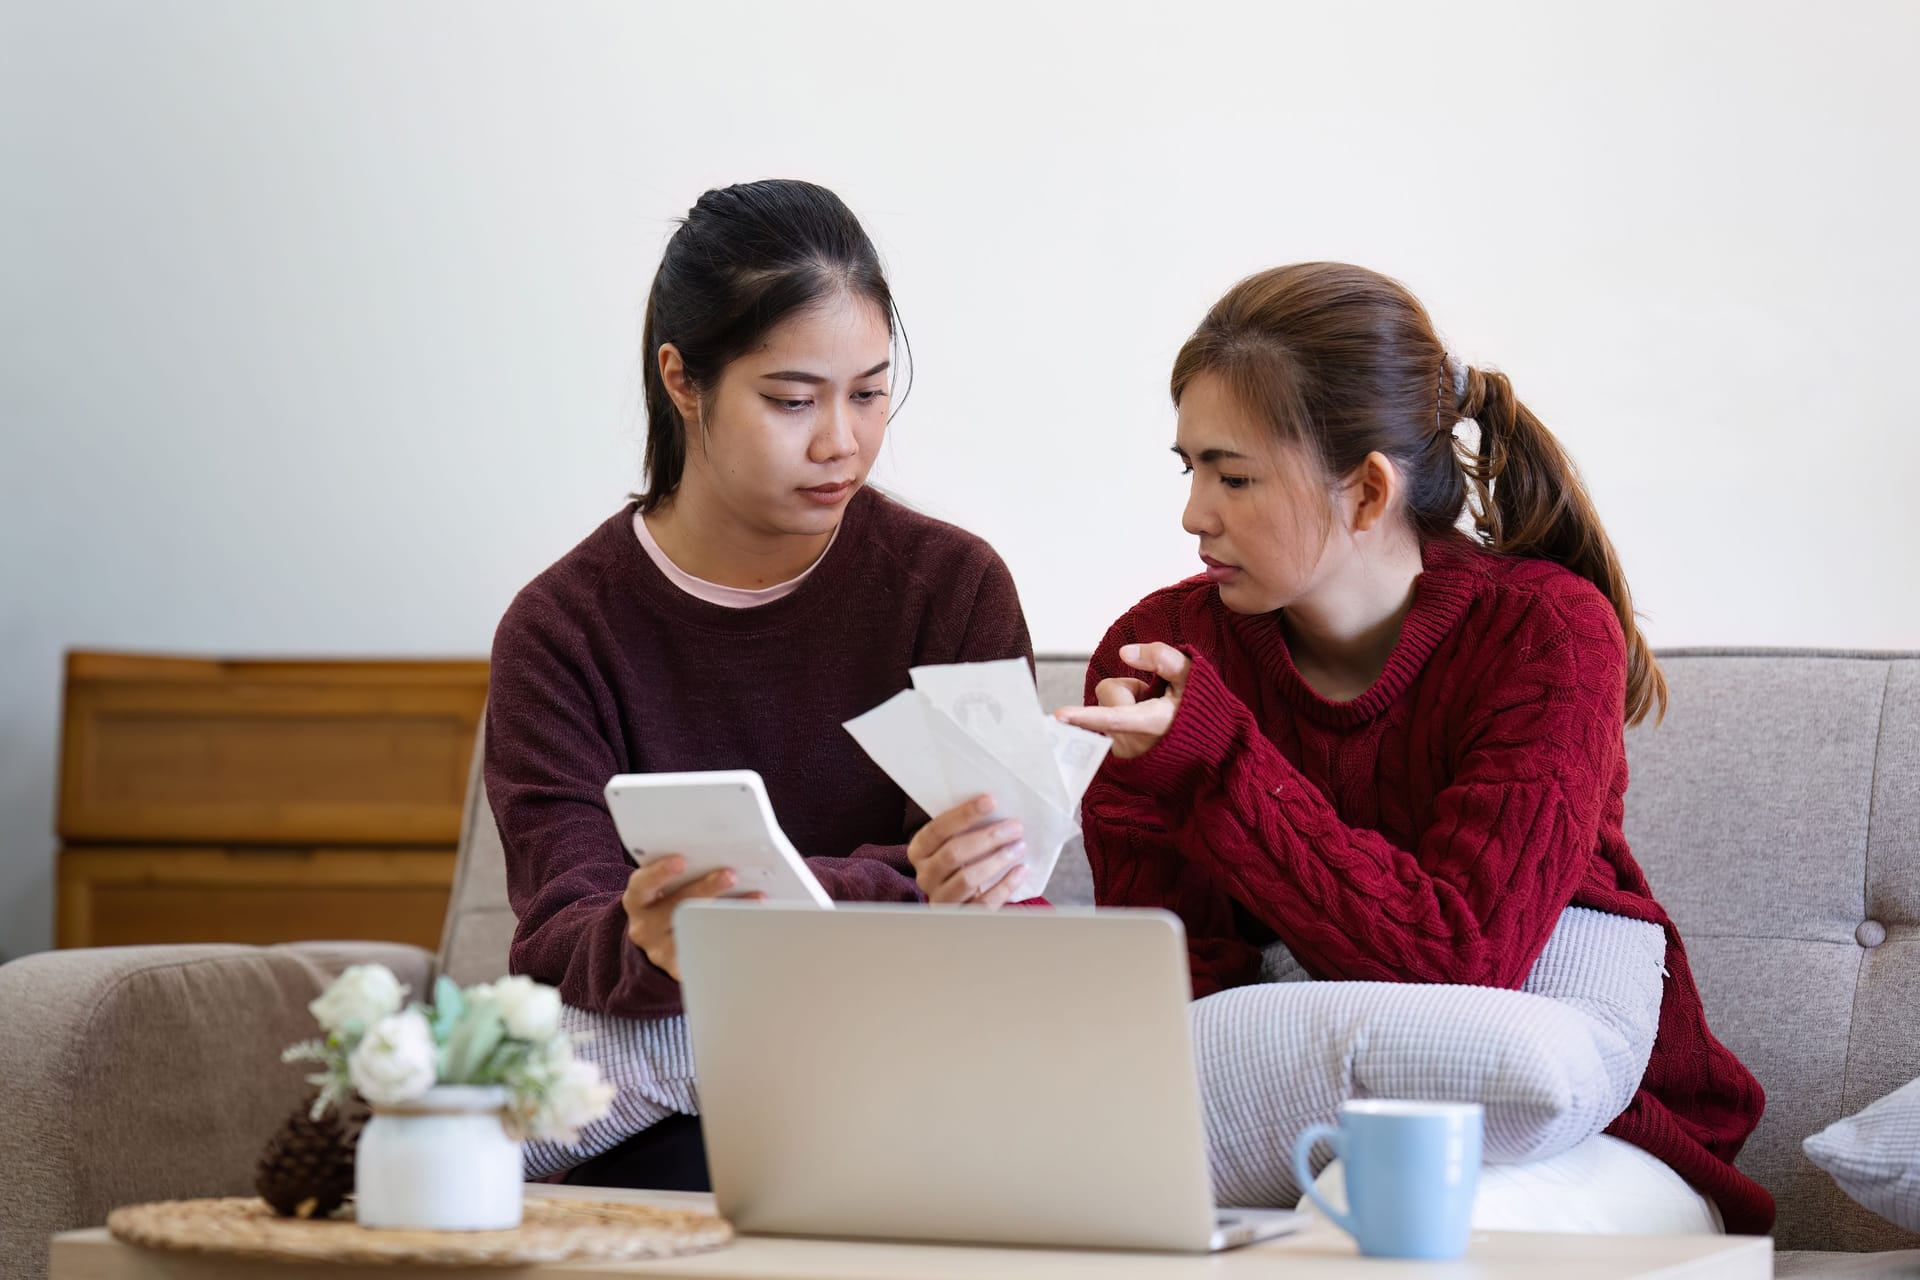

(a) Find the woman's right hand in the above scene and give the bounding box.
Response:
[907,795,1028,907]
[621,857,759,979]
[1052,642,1191,759]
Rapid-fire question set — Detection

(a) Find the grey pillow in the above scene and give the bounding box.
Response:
[1806,1078,1920,1231]
[1197,907,1669,1208]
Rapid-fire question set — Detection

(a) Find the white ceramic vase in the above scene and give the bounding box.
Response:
[354,1085,524,1231]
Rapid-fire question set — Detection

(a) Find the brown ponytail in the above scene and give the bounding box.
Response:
[1171,263,1667,726]
[1460,368,1667,725]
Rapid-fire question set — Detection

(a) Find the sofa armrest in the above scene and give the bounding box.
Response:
[0,940,433,1280]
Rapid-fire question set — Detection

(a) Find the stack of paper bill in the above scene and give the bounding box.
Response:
[843,658,1111,899]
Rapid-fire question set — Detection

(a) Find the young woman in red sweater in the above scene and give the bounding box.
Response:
[486,181,1032,1191]
[1056,264,1771,1233]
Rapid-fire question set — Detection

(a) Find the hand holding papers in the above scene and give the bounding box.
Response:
[844,658,1110,900]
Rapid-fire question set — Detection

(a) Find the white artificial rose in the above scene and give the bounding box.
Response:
[535,1055,616,1142]
[485,975,562,1042]
[308,964,405,1035]
[348,1009,438,1106]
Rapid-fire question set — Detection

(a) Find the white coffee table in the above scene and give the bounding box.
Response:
[50,1184,1772,1278]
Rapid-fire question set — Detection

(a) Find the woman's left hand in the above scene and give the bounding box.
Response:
[1053,642,1191,759]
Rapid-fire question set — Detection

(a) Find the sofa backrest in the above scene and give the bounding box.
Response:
[1622,649,1920,1252]
[437,726,515,988]
[436,649,1920,1250]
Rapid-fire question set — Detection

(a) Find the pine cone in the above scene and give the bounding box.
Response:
[254,1097,363,1219]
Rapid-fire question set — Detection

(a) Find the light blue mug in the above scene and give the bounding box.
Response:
[1291,1099,1484,1260]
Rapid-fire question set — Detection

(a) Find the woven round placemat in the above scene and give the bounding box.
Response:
[107,1196,734,1267]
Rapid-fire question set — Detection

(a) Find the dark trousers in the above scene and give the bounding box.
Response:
[561,1113,711,1192]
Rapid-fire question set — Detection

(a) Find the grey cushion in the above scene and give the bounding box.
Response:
[1625,652,1920,1252]
[1197,907,1667,1208]
[1806,1078,1920,1233]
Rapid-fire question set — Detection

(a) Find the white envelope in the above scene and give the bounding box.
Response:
[843,658,1110,900]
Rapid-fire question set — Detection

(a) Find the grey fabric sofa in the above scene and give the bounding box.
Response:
[3,649,1916,1279]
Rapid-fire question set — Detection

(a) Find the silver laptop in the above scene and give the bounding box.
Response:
[674,901,1304,1252]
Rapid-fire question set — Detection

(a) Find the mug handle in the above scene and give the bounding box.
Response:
[1291,1122,1357,1240]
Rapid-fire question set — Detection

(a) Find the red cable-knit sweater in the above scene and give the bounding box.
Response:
[1082,534,1773,1234]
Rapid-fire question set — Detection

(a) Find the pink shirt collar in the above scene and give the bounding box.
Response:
[632,509,837,609]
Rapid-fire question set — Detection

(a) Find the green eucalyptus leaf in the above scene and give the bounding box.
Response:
[477,1038,534,1085]
[440,1004,505,1084]
[431,977,466,1040]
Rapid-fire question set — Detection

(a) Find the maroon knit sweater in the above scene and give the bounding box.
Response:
[1082,534,1773,1234]
[486,488,1032,1020]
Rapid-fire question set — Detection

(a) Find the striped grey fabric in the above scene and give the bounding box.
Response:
[1805,1078,1920,1233]
[522,1005,698,1179]
[1199,907,1667,1208]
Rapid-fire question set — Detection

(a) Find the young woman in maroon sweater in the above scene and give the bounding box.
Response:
[1057,264,1771,1233]
[486,181,1032,1190]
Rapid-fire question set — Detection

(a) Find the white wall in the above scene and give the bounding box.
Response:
[3,0,1915,961]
